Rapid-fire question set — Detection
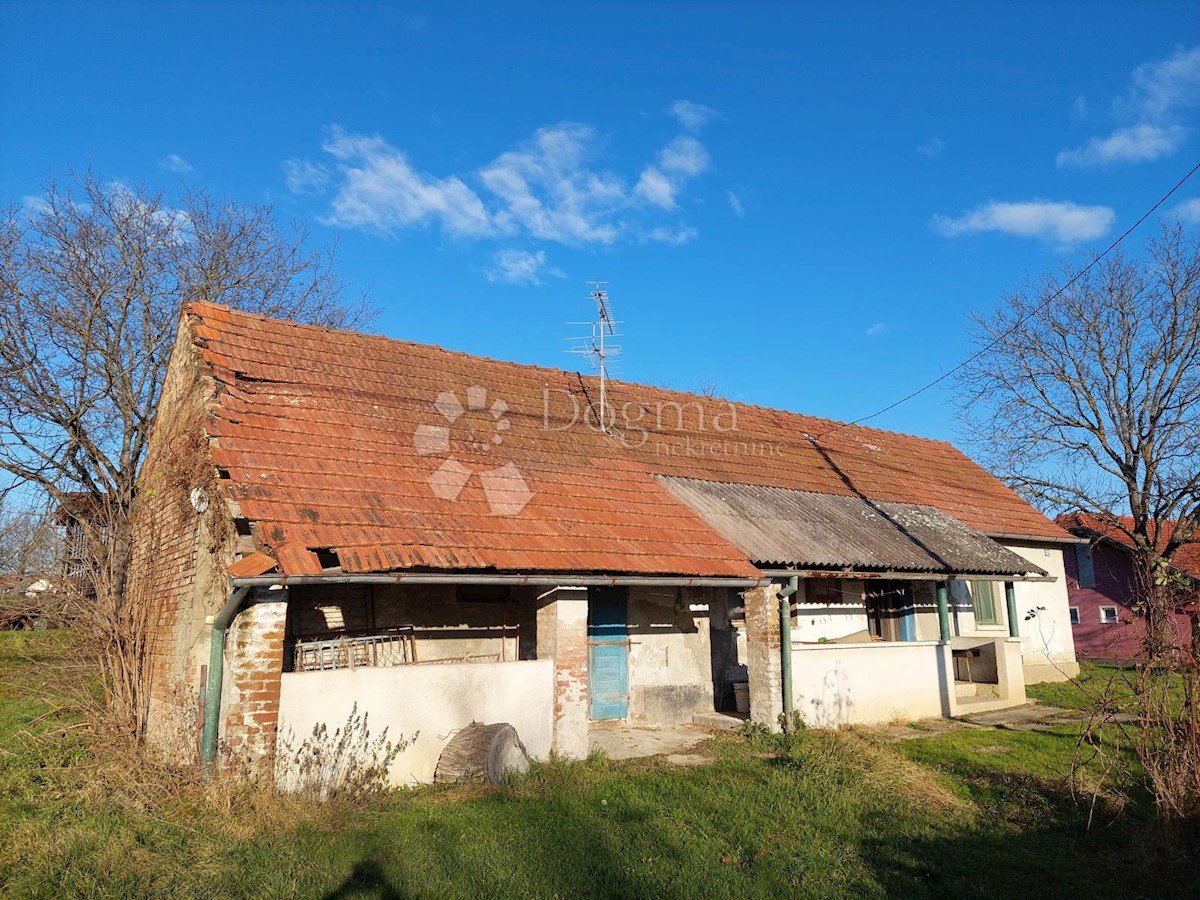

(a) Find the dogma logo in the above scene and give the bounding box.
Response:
[412,385,534,516]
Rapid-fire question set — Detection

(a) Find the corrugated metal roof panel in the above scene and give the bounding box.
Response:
[657,476,1045,576]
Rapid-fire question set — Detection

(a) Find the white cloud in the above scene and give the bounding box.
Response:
[727,191,745,218]
[643,225,698,246]
[659,136,709,177]
[1056,123,1186,167]
[865,322,887,337]
[159,153,193,174]
[1072,94,1089,121]
[1059,46,1200,168]
[283,158,331,194]
[933,200,1115,243]
[916,137,944,157]
[319,126,492,237]
[485,249,562,285]
[633,167,676,209]
[1118,45,1200,123]
[107,180,193,242]
[633,136,709,210]
[300,122,713,249]
[1174,198,1200,223]
[20,195,49,217]
[669,100,718,131]
[480,123,624,244]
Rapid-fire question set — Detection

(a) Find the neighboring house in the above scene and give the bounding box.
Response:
[1058,513,1199,660]
[127,303,1081,785]
[56,492,109,598]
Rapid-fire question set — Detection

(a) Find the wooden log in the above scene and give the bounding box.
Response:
[434,722,530,784]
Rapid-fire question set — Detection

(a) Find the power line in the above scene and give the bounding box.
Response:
[815,158,1200,440]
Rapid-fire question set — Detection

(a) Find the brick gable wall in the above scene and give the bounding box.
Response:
[124,321,241,763]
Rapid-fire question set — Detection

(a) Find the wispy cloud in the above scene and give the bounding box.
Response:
[916,137,944,157]
[643,225,698,246]
[669,99,718,131]
[159,153,193,174]
[727,191,745,218]
[1058,46,1200,168]
[282,158,331,194]
[1174,198,1200,223]
[1072,94,1089,121]
[633,136,709,210]
[296,120,714,249]
[1057,123,1186,167]
[485,249,562,285]
[933,200,1115,243]
[482,124,624,243]
[865,322,887,337]
[19,195,50,220]
[318,126,492,237]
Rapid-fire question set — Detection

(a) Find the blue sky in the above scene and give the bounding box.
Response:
[2,2,1198,444]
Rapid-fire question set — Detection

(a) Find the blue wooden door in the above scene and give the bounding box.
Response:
[588,587,629,720]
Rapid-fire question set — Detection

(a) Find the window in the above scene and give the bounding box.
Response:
[969,580,999,625]
[1099,606,1118,625]
[1069,607,1081,625]
[1073,543,1096,589]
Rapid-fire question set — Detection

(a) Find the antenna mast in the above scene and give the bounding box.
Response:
[567,282,622,433]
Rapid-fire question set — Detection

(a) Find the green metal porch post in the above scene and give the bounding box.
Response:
[1005,581,1019,638]
[936,581,951,641]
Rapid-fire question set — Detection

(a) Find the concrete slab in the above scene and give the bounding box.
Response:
[588,721,719,763]
[961,703,1072,728]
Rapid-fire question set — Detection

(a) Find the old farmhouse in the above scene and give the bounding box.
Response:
[127,303,1081,784]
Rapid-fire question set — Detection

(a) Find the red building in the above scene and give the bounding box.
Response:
[1058,513,1198,660]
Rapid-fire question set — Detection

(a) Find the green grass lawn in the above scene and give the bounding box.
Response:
[1,632,1197,899]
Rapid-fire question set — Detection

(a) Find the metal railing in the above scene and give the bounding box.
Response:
[293,626,417,672]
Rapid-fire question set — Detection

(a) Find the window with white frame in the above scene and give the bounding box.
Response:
[1099,606,1118,625]
[1069,607,1080,625]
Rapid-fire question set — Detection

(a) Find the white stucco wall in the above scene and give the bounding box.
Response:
[276,659,553,786]
[1001,540,1080,682]
[790,641,953,726]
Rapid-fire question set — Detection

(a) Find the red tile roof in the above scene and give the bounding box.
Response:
[1057,512,1200,580]
[184,302,1070,577]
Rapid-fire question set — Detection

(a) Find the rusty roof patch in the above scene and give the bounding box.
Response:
[226,551,278,578]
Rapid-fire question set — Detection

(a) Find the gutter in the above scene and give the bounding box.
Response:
[230,572,767,589]
[757,568,1055,583]
[984,531,1088,545]
[777,576,799,733]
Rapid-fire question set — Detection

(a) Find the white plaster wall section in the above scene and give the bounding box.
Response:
[791,642,951,726]
[276,659,554,786]
[1002,541,1080,681]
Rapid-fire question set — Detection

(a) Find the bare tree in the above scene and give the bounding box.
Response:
[0,169,373,733]
[958,222,1200,823]
[0,501,58,576]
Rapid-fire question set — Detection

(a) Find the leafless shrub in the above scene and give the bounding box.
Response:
[275,704,414,802]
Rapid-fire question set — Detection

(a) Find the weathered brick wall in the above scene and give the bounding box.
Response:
[743,584,783,729]
[125,316,239,763]
[535,587,588,758]
[221,598,287,771]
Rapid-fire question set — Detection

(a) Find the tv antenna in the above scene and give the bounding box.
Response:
[567,281,622,433]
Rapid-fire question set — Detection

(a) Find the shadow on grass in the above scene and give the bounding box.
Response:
[322,860,404,899]
[860,770,1199,899]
